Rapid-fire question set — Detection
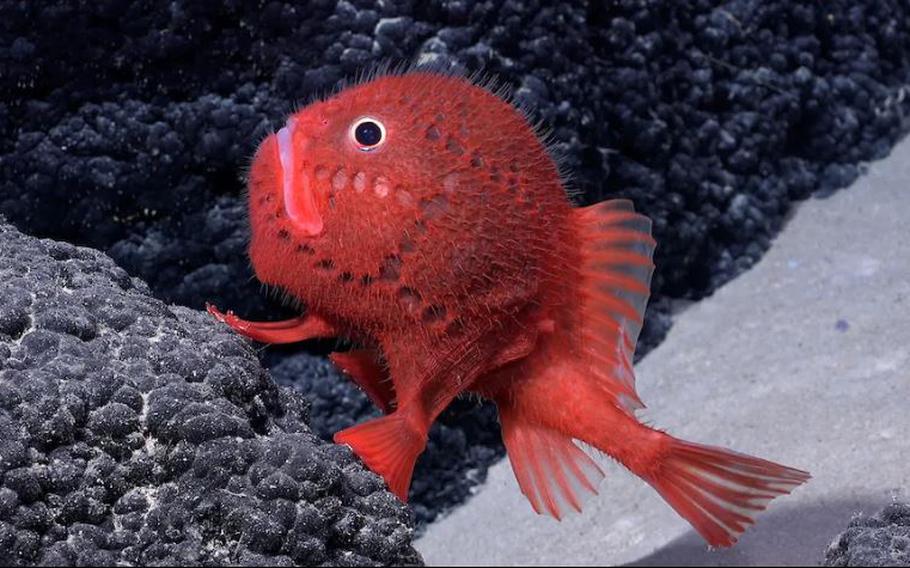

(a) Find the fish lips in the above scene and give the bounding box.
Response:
[274,117,324,237]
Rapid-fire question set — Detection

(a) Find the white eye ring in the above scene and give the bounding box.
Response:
[350,116,387,152]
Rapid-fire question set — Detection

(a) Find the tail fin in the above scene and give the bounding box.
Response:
[645,436,810,548]
[333,414,427,502]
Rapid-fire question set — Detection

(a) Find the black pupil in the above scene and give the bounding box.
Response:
[355,121,382,146]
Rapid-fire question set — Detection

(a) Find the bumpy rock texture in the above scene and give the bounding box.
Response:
[825,503,910,567]
[2,0,910,526]
[0,222,421,566]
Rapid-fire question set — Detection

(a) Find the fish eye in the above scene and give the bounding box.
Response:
[351,117,386,151]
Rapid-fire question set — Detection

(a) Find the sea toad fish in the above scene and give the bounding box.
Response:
[208,70,809,547]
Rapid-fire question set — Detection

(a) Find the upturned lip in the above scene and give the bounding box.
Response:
[276,118,324,237]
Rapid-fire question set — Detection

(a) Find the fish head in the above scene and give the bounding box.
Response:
[246,71,561,312]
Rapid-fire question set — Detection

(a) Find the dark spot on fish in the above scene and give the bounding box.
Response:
[507,176,520,195]
[445,319,465,338]
[446,136,465,156]
[422,305,447,324]
[426,125,441,141]
[277,229,290,240]
[297,243,315,255]
[400,235,417,253]
[380,254,402,281]
[316,259,335,271]
[339,272,354,283]
[360,275,374,287]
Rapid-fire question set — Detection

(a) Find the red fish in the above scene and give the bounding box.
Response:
[208,70,809,547]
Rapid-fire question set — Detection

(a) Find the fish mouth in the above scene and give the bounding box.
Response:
[276,118,324,237]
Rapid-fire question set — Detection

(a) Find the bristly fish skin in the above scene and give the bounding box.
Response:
[207,69,810,549]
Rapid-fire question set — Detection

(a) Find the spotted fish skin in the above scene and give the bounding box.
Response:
[209,70,809,549]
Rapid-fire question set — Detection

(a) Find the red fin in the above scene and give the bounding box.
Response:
[647,437,811,548]
[333,414,427,501]
[574,199,656,412]
[498,399,604,519]
[206,303,336,344]
[329,350,396,414]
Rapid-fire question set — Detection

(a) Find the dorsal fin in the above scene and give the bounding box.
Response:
[574,199,656,412]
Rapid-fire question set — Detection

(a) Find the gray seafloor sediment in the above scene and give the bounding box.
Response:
[0,221,421,566]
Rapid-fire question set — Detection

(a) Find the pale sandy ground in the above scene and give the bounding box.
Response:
[416,138,910,566]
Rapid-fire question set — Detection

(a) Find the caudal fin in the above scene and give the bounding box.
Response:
[333,414,427,502]
[645,437,810,548]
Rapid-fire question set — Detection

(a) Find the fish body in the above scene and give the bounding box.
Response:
[247,73,570,338]
[210,70,809,548]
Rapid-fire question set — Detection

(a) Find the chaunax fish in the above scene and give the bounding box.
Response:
[208,70,809,548]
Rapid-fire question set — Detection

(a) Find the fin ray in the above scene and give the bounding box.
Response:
[574,199,656,411]
[333,414,427,501]
[497,397,604,520]
[646,437,810,548]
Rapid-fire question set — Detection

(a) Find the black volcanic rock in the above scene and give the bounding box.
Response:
[0,221,421,566]
[825,502,910,567]
[2,0,910,527]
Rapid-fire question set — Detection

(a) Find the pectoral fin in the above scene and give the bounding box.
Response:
[330,349,396,413]
[206,303,337,344]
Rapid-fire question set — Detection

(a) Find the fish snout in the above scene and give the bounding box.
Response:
[275,118,324,238]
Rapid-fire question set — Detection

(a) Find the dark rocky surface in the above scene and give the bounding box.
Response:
[0,221,421,566]
[825,502,910,567]
[2,0,910,528]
